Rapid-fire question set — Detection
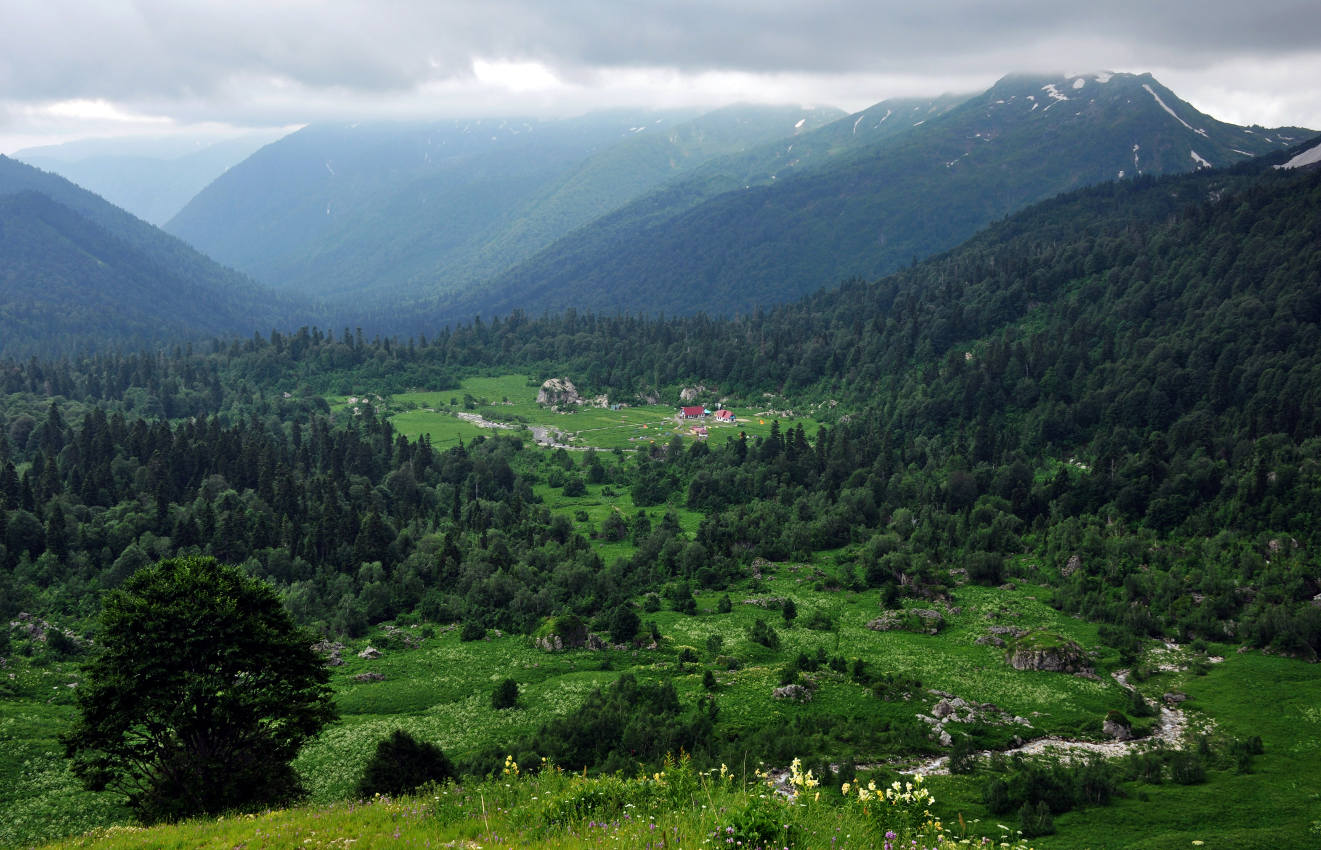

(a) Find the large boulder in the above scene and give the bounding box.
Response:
[1102,711,1134,741]
[537,378,583,407]
[1005,631,1093,674]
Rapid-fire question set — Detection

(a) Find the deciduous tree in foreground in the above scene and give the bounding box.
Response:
[64,556,336,822]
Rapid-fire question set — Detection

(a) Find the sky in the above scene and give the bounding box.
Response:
[3,0,1320,155]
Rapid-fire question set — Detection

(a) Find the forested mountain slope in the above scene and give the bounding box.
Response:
[165,106,841,303]
[444,72,1310,322]
[14,131,288,225]
[4,140,1320,656]
[0,157,306,357]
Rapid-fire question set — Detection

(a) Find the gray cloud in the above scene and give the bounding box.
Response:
[2,0,1318,152]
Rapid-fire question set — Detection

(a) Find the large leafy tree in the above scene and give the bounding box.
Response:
[63,556,336,822]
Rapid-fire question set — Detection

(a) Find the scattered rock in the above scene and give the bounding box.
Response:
[772,683,814,703]
[1163,692,1189,704]
[379,624,421,649]
[353,671,385,683]
[866,608,945,635]
[974,635,1006,648]
[312,639,346,666]
[1061,553,1082,577]
[358,646,381,660]
[8,613,89,648]
[742,596,787,609]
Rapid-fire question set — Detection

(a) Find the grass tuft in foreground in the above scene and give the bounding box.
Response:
[47,755,1034,850]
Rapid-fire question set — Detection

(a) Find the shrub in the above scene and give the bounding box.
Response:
[1019,800,1055,838]
[356,730,454,798]
[609,605,641,644]
[492,678,520,710]
[460,620,486,641]
[1169,751,1206,785]
[747,618,780,649]
[803,608,834,631]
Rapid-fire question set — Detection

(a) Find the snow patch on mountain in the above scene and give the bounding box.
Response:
[1142,84,1207,136]
[1072,77,1087,90]
[1042,84,1069,103]
[1275,143,1321,170]
[1190,150,1212,169]
[1094,72,1113,84]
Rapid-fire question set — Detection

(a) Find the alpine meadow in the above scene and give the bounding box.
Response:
[2,24,1321,850]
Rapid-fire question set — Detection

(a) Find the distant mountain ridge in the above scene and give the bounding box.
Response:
[14,131,289,226]
[0,155,308,357]
[431,72,1311,323]
[165,105,844,302]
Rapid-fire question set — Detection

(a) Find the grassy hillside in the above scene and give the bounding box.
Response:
[11,576,1318,849]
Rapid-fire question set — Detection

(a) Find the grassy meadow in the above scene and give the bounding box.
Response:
[7,558,1321,849]
[329,373,824,452]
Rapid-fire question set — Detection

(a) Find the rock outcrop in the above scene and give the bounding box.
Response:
[1005,632,1093,674]
[537,378,583,407]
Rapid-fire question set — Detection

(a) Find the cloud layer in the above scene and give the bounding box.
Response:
[2,1,1319,151]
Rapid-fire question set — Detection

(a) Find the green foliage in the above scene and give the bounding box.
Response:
[354,730,454,798]
[746,617,780,649]
[62,556,335,823]
[0,159,295,358]
[781,597,797,625]
[525,674,714,773]
[1019,799,1055,838]
[608,605,641,645]
[492,678,520,710]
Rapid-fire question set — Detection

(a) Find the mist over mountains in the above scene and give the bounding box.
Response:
[1,71,1314,355]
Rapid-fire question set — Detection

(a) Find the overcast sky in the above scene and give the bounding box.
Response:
[3,0,1319,154]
